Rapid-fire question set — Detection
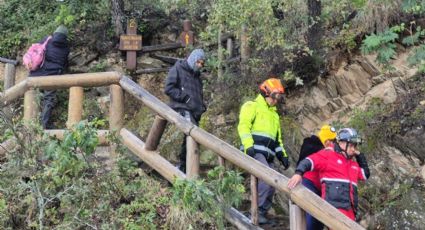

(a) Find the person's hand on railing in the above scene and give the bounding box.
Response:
[287,174,302,189]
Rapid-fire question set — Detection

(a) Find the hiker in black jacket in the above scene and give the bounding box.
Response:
[164,49,206,173]
[29,25,70,129]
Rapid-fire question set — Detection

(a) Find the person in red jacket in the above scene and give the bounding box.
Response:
[296,125,337,230]
[288,128,370,221]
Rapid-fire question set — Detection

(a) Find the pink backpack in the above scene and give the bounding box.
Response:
[23,36,52,71]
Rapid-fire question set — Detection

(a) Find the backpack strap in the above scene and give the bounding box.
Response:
[42,36,52,46]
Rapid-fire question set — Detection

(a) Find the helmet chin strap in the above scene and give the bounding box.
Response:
[335,142,352,159]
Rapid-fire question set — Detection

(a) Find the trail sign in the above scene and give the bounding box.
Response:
[119,18,141,70]
[120,35,142,50]
[179,20,194,47]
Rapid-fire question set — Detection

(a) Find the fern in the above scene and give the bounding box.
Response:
[361,27,399,65]
[407,45,425,72]
[404,25,425,44]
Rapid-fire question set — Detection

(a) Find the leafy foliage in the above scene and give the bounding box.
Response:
[408,45,425,72]
[169,166,245,230]
[361,26,400,66]
[348,98,392,152]
[0,120,170,229]
[0,0,111,57]
[361,1,425,73]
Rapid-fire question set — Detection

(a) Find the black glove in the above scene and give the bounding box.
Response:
[281,157,289,170]
[276,152,289,170]
[246,147,256,158]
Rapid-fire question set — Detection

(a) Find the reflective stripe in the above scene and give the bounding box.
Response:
[307,157,314,171]
[321,178,350,183]
[252,132,275,140]
[253,144,275,156]
[275,146,283,152]
[361,168,367,180]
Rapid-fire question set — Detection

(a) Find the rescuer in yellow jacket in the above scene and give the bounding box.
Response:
[238,78,289,224]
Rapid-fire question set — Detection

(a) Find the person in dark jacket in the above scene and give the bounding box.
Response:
[296,125,337,230]
[164,49,206,173]
[29,25,70,129]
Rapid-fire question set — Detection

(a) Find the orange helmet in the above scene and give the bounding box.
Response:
[259,78,285,97]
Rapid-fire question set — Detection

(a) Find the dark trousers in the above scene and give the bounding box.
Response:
[302,178,324,230]
[178,110,200,172]
[254,153,275,214]
[40,90,57,129]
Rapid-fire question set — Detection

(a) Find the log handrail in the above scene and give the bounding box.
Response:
[0,72,365,229]
[0,72,122,107]
[119,75,364,230]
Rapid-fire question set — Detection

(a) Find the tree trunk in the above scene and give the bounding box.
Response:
[111,0,125,37]
[307,0,322,51]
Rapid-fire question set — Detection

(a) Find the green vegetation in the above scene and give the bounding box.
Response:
[168,166,245,230]
[0,0,111,57]
[361,0,425,72]
[349,98,391,152]
[0,120,171,229]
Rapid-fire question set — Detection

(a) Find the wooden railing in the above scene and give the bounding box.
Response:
[0,71,365,230]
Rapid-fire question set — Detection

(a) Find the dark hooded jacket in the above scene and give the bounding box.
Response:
[296,135,324,166]
[164,59,206,120]
[29,32,70,77]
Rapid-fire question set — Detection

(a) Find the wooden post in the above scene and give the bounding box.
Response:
[218,156,225,168]
[290,199,307,230]
[119,18,142,70]
[251,175,259,225]
[3,63,16,118]
[4,63,16,90]
[186,136,199,178]
[23,89,38,122]
[67,87,83,128]
[217,24,224,80]
[240,25,250,77]
[109,84,124,131]
[145,115,167,151]
[227,38,233,58]
[109,84,124,159]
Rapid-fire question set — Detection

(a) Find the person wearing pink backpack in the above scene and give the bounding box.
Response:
[29,25,70,129]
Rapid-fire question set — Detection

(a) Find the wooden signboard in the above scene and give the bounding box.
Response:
[119,35,142,50]
[119,18,141,70]
[179,20,194,47]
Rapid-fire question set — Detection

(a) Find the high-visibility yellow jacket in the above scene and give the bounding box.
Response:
[237,94,287,160]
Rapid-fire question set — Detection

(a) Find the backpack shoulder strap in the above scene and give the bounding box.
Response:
[42,36,52,46]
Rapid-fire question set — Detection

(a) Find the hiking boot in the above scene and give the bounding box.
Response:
[245,212,270,225]
[258,213,270,225]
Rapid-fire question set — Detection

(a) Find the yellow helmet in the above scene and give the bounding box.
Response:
[317,125,337,145]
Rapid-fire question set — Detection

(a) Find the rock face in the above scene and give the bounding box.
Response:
[285,57,405,133]
[284,51,425,229]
